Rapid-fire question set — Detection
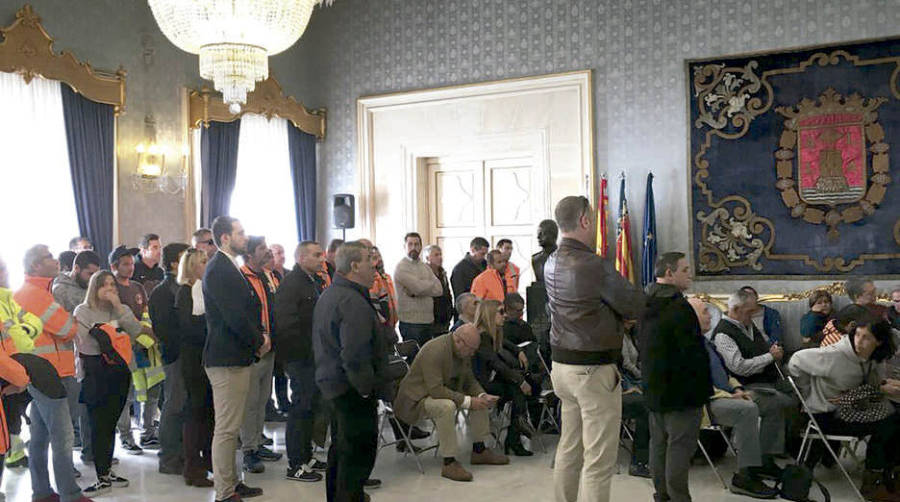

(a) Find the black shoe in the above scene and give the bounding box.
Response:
[750,458,784,481]
[396,441,422,454]
[140,435,160,449]
[261,433,274,446]
[235,482,263,498]
[504,442,533,457]
[628,461,651,478]
[107,470,130,487]
[265,410,288,422]
[515,416,537,439]
[257,446,283,461]
[364,478,382,489]
[730,472,778,499]
[409,426,431,440]
[121,439,144,455]
[286,465,323,482]
[308,459,327,471]
[159,460,185,475]
[83,479,112,496]
[243,452,265,473]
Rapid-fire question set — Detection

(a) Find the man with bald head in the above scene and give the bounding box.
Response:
[394,324,509,482]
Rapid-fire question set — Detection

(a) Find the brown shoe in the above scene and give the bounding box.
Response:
[185,476,214,487]
[470,448,510,465]
[441,461,473,482]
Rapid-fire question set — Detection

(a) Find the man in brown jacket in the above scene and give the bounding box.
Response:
[394,324,508,482]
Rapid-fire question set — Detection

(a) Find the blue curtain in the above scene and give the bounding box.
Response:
[60,85,115,266]
[287,124,317,241]
[200,120,241,227]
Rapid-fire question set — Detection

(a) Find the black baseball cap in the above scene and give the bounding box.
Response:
[108,245,139,265]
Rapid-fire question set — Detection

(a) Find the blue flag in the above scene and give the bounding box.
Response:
[641,173,657,288]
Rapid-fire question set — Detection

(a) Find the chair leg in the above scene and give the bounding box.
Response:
[798,421,813,464]
[716,428,737,457]
[390,415,425,475]
[697,439,728,490]
[811,427,865,502]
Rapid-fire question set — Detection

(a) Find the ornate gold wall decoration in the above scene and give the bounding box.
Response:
[188,75,326,139]
[0,4,126,113]
[774,88,890,239]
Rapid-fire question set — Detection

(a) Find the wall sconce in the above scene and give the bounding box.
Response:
[131,115,187,195]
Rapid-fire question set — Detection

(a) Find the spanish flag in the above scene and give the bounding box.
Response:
[595,175,609,258]
[615,175,635,284]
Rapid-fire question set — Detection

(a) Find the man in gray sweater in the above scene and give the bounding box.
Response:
[393,232,443,355]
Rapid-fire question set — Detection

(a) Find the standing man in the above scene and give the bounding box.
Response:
[239,236,283,473]
[203,216,267,502]
[324,239,343,279]
[888,288,900,330]
[424,245,454,334]
[192,228,217,259]
[274,241,327,483]
[544,196,644,502]
[639,252,711,502]
[148,243,190,475]
[450,237,489,300]
[313,241,385,502]
[394,233,444,351]
[268,244,288,282]
[470,250,516,302]
[496,239,520,292]
[265,243,290,420]
[68,237,93,253]
[133,234,164,293]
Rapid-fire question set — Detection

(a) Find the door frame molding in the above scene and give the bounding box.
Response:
[356,70,594,241]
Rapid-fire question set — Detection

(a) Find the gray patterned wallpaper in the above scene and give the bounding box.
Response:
[296,0,900,289]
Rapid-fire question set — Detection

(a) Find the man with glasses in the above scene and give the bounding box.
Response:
[192,228,217,259]
[394,323,508,482]
[544,196,644,502]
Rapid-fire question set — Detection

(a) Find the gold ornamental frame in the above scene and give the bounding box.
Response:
[692,281,894,312]
[188,75,326,139]
[0,4,126,113]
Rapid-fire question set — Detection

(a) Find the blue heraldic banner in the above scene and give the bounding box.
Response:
[688,37,900,278]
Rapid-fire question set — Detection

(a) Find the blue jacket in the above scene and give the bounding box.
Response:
[703,336,734,393]
[760,305,783,345]
[202,251,264,367]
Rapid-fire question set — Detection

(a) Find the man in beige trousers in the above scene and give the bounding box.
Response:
[544,196,644,502]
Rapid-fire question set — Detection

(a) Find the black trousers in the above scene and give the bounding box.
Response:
[483,379,528,446]
[273,358,290,411]
[622,391,650,464]
[2,391,31,435]
[285,360,320,469]
[807,412,900,470]
[326,390,377,502]
[81,358,130,478]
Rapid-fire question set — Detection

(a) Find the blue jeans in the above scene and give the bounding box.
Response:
[398,322,434,362]
[28,384,83,501]
[62,376,91,459]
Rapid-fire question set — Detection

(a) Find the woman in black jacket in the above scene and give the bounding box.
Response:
[174,248,213,487]
[472,299,535,456]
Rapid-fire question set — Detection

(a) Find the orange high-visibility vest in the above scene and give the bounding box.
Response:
[14,276,77,377]
[504,262,521,291]
[0,348,29,454]
[471,268,517,303]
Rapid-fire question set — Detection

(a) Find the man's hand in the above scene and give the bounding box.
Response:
[518,351,528,368]
[623,319,637,330]
[769,344,784,361]
[520,380,532,396]
[881,379,900,397]
[470,396,492,410]
[730,389,751,400]
[258,333,271,357]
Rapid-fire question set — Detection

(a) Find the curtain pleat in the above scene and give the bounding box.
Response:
[200,120,241,227]
[287,124,317,242]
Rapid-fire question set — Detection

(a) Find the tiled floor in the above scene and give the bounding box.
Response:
[0,422,863,501]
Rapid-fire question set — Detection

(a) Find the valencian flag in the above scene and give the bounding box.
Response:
[595,174,609,258]
[641,173,657,288]
[615,174,635,283]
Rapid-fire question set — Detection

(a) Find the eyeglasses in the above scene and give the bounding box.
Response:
[199,239,214,246]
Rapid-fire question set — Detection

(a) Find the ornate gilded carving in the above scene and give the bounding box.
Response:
[774,88,890,239]
[189,75,326,139]
[695,197,774,272]
[694,282,893,308]
[692,61,771,135]
[0,4,126,113]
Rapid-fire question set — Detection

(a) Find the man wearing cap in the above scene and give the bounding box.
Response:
[148,243,190,475]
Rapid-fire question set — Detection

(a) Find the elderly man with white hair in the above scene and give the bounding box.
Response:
[712,289,796,483]
[424,245,454,334]
[450,293,479,332]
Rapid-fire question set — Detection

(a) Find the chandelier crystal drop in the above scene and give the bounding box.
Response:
[148,0,328,112]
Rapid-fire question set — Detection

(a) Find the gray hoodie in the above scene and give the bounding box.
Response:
[52,273,87,314]
[788,335,889,414]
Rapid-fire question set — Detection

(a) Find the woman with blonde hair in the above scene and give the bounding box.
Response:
[174,248,214,487]
[74,270,143,495]
[472,299,535,456]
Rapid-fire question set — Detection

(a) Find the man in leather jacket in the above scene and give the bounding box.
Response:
[544,195,644,502]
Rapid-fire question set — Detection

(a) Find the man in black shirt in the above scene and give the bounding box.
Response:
[450,237,489,300]
[133,233,164,293]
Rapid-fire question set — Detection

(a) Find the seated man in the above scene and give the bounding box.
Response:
[619,326,650,478]
[450,293,479,332]
[740,286,784,345]
[690,298,779,499]
[712,290,796,474]
[394,324,509,482]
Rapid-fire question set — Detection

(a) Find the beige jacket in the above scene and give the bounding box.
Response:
[393,257,442,324]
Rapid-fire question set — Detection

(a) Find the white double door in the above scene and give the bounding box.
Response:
[426,156,538,294]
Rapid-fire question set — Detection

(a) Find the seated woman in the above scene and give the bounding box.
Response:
[799,290,833,348]
[472,299,535,456]
[788,317,900,500]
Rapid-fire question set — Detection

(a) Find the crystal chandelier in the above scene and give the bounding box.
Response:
[148,0,331,113]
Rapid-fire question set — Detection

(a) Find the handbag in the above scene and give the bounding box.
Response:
[779,464,830,502]
[834,361,894,424]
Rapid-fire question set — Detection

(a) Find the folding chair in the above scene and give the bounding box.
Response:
[394,339,420,362]
[532,344,560,434]
[694,412,739,490]
[797,420,866,469]
[781,369,866,502]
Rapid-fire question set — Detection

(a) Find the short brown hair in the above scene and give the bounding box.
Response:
[808,290,833,309]
[654,252,685,278]
[554,196,591,232]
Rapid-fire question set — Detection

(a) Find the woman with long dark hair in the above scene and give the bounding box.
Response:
[174,248,214,487]
[472,299,535,456]
[74,270,143,496]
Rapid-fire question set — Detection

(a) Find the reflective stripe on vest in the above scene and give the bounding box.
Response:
[30,340,75,355]
[38,302,61,324]
[56,316,74,339]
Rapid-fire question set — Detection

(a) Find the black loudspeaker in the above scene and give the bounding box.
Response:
[333,194,355,229]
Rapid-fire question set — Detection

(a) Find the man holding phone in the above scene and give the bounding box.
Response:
[394,323,509,482]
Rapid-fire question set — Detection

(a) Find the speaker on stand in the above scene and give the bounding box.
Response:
[333,194,355,241]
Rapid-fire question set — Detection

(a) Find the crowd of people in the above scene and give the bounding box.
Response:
[1,197,900,502]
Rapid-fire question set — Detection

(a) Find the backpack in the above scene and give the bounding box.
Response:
[89,323,133,367]
[779,464,830,502]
